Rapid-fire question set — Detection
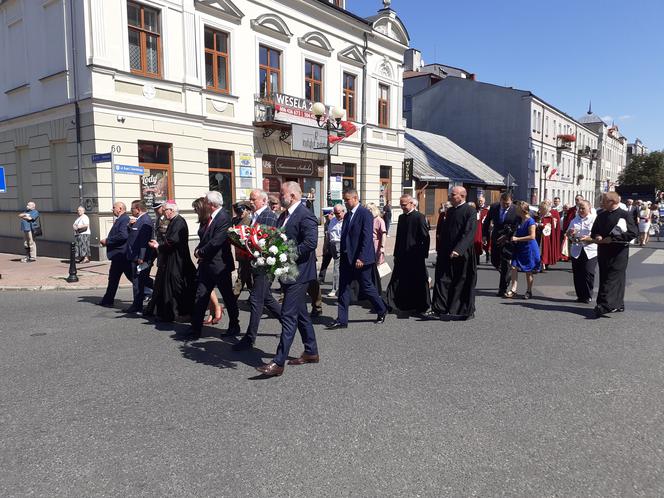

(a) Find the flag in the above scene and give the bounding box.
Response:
[328,121,363,144]
[548,168,557,180]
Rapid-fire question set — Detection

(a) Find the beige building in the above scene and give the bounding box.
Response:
[0,0,409,258]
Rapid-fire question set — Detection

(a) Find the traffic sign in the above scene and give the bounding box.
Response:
[115,164,145,175]
[91,153,112,163]
[0,166,6,193]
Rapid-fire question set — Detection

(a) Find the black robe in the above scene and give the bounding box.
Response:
[432,203,477,318]
[386,209,431,313]
[150,215,196,321]
[590,207,638,313]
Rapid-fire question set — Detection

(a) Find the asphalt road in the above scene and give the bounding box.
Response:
[1,242,663,496]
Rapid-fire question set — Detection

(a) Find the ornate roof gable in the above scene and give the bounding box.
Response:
[250,13,293,43]
[337,44,367,68]
[298,31,334,57]
[195,0,244,24]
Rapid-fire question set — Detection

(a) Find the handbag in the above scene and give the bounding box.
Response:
[75,226,87,234]
[31,218,43,237]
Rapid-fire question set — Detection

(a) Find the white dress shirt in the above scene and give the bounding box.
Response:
[282,201,301,227]
[328,217,343,243]
[252,205,267,226]
[569,213,597,259]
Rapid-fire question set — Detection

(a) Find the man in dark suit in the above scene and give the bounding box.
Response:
[99,202,132,307]
[123,200,155,314]
[256,182,319,377]
[234,189,280,351]
[327,189,387,330]
[185,191,240,340]
[482,192,521,296]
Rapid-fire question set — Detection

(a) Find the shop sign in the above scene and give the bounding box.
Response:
[329,175,343,201]
[239,153,253,167]
[239,178,253,188]
[291,124,338,156]
[239,167,254,178]
[402,158,414,185]
[262,155,323,178]
[268,93,330,127]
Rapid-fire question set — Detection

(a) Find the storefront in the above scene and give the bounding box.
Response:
[261,154,324,219]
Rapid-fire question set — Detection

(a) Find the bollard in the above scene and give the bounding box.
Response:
[66,241,79,283]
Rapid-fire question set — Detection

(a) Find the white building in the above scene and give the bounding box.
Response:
[0,0,409,258]
[626,138,649,165]
[578,111,628,197]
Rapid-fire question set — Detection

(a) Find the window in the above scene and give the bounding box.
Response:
[378,84,390,128]
[545,116,549,136]
[532,110,537,132]
[342,72,356,121]
[127,2,161,78]
[305,60,323,102]
[204,28,230,93]
[138,141,172,210]
[259,45,281,97]
[537,111,542,132]
[379,166,391,208]
[342,163,355,190]
[209,149,234,213]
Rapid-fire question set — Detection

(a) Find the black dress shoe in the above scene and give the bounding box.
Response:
[232,336,254,351]
[375,313,386,324]
[310,308,323,318]
[98,301,114,308]
[122,306,142,315]
[326,320,348,330]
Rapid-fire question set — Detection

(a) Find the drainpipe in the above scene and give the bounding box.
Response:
[69,0,84,207]
[360,32,368,202]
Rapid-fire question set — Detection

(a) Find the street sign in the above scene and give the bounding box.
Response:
[0,166,6,193]
[291,124,339,155]
[115,164,145,175]
[402,158,414,185]
[91,153,112,163]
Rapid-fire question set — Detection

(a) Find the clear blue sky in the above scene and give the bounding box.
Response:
[354,0,663,151]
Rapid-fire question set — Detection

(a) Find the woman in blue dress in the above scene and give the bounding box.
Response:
[505,201,540,299]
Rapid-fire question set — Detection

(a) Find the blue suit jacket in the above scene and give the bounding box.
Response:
[105,213,130,260]
[254,207,279,228]
[340,205,376,266]
[196,209,235,276]
[125,213,154,262]
[277,202,318,284]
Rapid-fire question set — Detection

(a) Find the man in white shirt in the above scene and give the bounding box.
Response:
[567,200,597,303]
[325,204,345,297]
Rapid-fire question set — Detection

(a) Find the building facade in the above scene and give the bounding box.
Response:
[0,0,409,258]
[626,138,649,165]
[410,77,602,205]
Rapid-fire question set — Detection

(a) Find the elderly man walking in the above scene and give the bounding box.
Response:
[185,191,240,340]
[99,202,132,307]
[18,201,40,262]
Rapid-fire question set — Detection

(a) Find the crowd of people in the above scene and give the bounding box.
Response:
[14,182,651,376]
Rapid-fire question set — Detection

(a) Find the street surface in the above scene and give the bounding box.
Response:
[1,242,663,496]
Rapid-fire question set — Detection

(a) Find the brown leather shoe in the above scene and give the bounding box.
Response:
[256,362,284,376]
[287,353,320,365]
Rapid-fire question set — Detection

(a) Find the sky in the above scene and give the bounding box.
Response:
[353,0,663,151]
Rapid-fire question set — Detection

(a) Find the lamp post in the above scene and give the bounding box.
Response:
[540,164,549,203]
[312,102,345,206]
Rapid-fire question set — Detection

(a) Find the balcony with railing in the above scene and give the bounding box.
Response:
[556,134,576,151]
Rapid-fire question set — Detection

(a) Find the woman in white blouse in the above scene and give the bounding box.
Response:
[72,205,91,263]
[566,200,597,303]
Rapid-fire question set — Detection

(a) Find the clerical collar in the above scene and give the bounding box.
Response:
[406,207,416,214]
[455,201,466,207]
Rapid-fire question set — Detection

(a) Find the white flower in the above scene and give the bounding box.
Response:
[279,253,288,263]
[281,266,290,274]
[268,245,279,254]
[274,268,284,276]
[258,239,266,247]
[266,256,276,266]
[256,257,266,266]
[253,251,260,258]
[280,233,288,241]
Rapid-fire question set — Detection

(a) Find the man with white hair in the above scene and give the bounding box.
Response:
[18,201,40,262]
[256,181,319,376]
[146,201,196,322]
[184,191,240,339]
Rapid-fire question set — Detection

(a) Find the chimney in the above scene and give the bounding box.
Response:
[404,48,422,72]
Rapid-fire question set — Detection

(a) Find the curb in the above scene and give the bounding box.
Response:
[0,284,131,292]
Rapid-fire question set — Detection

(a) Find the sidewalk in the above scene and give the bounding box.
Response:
[0,227,436,291]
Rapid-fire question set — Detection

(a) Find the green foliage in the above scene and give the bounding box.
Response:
[619,152,664,188]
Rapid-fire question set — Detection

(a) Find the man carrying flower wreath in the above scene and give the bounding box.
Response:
[256,182,319,377]
[233,189,281,351]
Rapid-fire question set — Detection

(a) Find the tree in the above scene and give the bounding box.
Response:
[618,151,664,188]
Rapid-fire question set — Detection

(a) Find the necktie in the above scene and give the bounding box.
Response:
[204,216,213,234]
[500,208,507,223]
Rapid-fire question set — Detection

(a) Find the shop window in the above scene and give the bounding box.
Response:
[209,149,234,213]
[259,45,281,98]
[379,166,391,208]
[378,84,389,128]
[139,141,172,212]
[342,72,356,121]
[305,60,323,102]
[128,1,162,78]
[342,162,355,190]
[204,27,230,93]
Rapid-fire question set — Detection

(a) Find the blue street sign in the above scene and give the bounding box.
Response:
[0,166,6,193]
[91,153,112,163]
[115,164,145,175]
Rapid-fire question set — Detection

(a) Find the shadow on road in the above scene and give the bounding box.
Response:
[502,300,595,318]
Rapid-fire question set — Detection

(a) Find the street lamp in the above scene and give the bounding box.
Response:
[312,102,345,206]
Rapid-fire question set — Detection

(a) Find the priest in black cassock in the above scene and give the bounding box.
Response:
[386,194,431,314]
[591,192,638,318]
[147,202,196,322]
[431,187,477,320]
